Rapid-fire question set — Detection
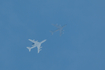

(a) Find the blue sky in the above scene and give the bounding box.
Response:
[0,0,105,70]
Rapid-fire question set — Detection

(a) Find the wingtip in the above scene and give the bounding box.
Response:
[28,39,31,40]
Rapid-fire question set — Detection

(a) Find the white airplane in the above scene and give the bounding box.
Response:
[50,24,67,36]
[26,39,46,53]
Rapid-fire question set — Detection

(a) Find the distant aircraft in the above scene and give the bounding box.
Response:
[26,39,46,53]
[50,24,67,36]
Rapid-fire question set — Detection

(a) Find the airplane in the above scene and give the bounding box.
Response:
[50,24,67,36]
[26,39,46,53]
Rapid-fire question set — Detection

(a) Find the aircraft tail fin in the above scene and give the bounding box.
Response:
[50,31,54,35]
[26,47,32,52]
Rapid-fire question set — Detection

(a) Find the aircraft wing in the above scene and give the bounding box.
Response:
[53,28,60,32]
[60,30,64,36]
[28,39,36,43]
[41,39,46,44]
[62,24,67,28]
[37,46,42,53]
[52,24,61,28]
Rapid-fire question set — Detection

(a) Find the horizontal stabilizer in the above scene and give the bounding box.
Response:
[26,47,31,52]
